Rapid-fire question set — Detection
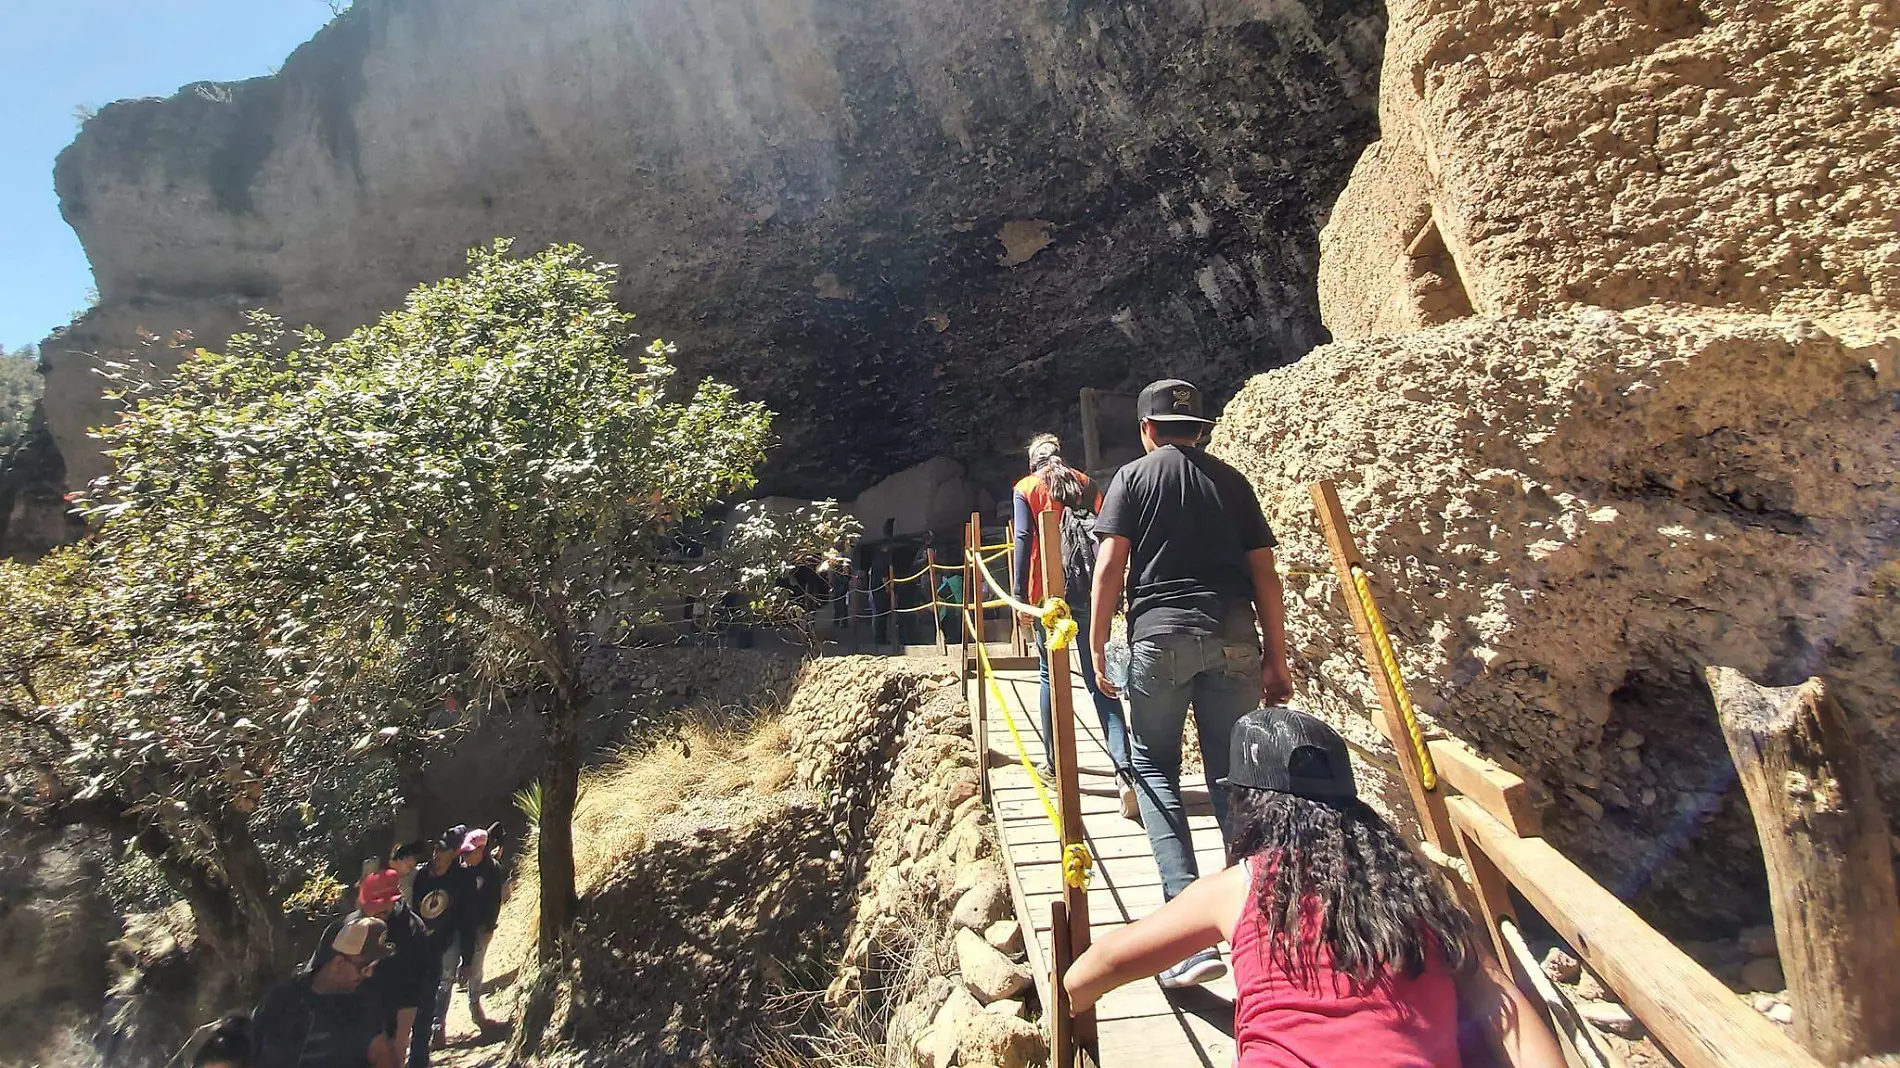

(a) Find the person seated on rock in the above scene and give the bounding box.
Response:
[1064,707,1565,1068]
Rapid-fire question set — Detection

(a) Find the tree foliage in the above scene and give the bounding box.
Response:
[0,345,41,452]
[1,240,855,983]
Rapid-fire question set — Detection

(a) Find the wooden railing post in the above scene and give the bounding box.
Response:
[1310,480,1458,855]
[929,548,945,655]
[969,513,988,803]
[1038,509,1094,1049]
[1707,668,1900,1063]
[883,562,897,650]
[1051,899,1076,1068]
[1006,518,1023,655]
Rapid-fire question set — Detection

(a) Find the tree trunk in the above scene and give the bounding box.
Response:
[1706,667,1900,1063]
[536,692,583,961]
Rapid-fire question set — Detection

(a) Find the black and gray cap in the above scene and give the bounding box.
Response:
[1220,706,1357,801]
[1137,379,1215,426]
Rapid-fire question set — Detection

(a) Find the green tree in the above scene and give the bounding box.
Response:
[69,240,836,958]
[0,345,42,452]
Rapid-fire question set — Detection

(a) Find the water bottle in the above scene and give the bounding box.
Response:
[1105,639,1131,691]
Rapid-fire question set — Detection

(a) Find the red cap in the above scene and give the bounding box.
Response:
[358,868,403,909]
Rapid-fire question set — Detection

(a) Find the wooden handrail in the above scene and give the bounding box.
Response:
[1449,797,1822,1068]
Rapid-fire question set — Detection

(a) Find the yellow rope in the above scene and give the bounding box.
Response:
[1350,565,1438,790]
[969,616,1093,888]
[889,563,932,584]
[970,541,1078,650]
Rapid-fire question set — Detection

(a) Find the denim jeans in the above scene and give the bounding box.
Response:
[1127,617,1261,901]
[1037,615,1131,775]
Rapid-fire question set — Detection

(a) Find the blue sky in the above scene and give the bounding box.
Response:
[0,2,339,352]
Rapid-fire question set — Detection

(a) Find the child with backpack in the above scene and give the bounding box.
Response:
[1065,706,1565,1068]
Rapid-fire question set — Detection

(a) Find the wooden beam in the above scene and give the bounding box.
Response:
[1040,508,1095,1048]
[1446,796,1822,1068]
[1706,668,1900,1063]
[1429,737,1542,837]
[1309,480,1457,853]
[1052,899,1076,1068]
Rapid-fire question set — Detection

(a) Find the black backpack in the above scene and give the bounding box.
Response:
[1060,505,1097,615]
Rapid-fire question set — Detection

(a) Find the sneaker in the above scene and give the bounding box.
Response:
[1035,761,1055,782]
[1118,778,1141,822]
[1157,949,1227,989]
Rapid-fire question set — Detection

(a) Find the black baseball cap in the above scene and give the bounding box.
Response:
[1221,706,1357,801]
[1138,379,1215,426]
[437,824,469,851]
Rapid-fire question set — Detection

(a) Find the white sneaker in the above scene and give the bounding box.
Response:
[1157,950,1226,989]
[1118,778,1140,822]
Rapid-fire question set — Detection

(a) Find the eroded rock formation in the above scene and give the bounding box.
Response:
[18,0,1383,552]
[1215,0,1900,928]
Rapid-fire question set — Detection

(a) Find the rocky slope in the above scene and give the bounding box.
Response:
[13,0,1384,555]
[1213,0,1900,929]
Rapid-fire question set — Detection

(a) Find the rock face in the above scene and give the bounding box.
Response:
[1213,0,1900,930]
[25,0,1384,541]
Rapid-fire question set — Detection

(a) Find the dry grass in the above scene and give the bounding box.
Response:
[485,701,800,1008]
[756,887,960,1068]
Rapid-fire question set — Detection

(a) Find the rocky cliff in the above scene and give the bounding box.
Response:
[17,0,1383,547]
[1214,0,1900,929]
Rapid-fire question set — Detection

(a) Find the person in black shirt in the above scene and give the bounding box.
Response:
[1089,379,1291,991]
[352,868,430,1059]
[409,828,474,1065]
[457,826,505,1031]
[250,916,399,1068]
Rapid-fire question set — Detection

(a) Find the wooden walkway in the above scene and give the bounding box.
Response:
[973,662,1237,1068]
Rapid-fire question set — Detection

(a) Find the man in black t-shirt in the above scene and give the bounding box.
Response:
[408,827,474,1066]
[1089,379,1291,990]
[250,916,399,1068]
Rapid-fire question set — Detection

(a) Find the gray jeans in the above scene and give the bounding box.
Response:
[1127,620,1261,901]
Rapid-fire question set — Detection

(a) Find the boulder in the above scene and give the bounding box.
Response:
[1739,925,1778,958]
[1741,957,1784,993]
[1215,310,1900,924]
[1540,947,1581,985]
[955,1012,1047,1068]
[984,998,1027,1019]
[956,927,1032,1004]
[983,919,1025,959]
[1576,1001,1641,1039]
[952,867,1011,930]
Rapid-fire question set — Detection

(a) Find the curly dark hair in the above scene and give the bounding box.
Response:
[1226,783,1474,989]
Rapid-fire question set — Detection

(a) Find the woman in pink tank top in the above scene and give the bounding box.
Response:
[1066,707,1563,1068]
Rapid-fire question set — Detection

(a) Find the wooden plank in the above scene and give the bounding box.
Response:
[1430,736,1542,836]
[1446,795,1823,1068]
[988,778,1053,1015]
[1310,480,1457,854]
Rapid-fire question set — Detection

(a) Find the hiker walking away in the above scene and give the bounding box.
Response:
[1011,433,1136,819]
[1065,708,1565,1068]
[1089,379,1292,988]
[458,825,505,1032]
[410,827,475,1065]
[250,916,400,1068]
[352,867,431,1060]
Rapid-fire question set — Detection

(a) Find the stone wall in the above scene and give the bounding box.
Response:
[506,655,1029,1064]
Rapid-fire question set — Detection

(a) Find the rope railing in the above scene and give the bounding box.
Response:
[1348,564,1437,790]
